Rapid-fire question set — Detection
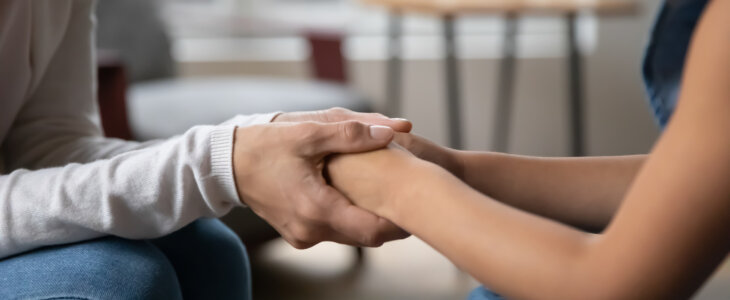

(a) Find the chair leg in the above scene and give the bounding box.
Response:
[443,15,463,149]
[566,12,585,156]
[386,12,404,117]
[492,14,519,153]
[354,246,365,265]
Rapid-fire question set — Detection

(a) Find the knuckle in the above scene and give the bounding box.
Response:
[287,238,314,250]
[313,188,337,206]
[328,107,348,115]
[316,109,334,123]
[290,123,308,140]
[369,112,387,118]
[296,201,325,222]
[295,122,324,151]
[290,223,318,244]
[360,230,385,247]
[297,122,320,139]
[339,121,366,143]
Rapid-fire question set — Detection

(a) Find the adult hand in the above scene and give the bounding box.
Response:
[272,107,412,132]
[232,108,412,249]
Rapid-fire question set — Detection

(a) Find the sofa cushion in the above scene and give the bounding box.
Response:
[127,77,371,141]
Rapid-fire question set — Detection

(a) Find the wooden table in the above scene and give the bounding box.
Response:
[367,0,637,154]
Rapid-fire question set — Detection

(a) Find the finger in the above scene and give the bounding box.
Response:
[280,234,318,250]
[323,108,413,133]
[392,132,411,148]
[323,187,410,246]
[277,217,361,249]
[331,204,410,247]
[283,178,387,248]
[349,113,412,133]
[392,133,439,160]
[282,227,371,248]
[301,121,395,156]
[319,228,370,247]
[278,213,368,248]
[387,141,410,152]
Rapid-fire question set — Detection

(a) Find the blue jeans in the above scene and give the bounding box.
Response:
[467,286,504,300]
[0,218,252,300]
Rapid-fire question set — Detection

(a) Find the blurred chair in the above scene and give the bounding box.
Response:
[95,0,371,253]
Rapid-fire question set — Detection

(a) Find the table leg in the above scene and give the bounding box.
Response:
[443,15,462,149]
[566,12,584,156]
[386,12,403,117]
[492,14,518,153]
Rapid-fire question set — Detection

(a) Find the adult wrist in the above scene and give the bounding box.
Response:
[210,125,246,206]
[230,125,264,206]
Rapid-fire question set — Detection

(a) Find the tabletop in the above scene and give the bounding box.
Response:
[361,0,638,15]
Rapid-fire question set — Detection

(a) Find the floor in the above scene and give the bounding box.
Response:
[250,237,479,300]
[250,236,730,300]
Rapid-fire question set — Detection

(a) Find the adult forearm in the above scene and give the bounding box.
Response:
[456,152,646,231]
[0,125,240,259]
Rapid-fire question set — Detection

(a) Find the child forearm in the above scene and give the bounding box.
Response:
[328,148,602,299]
[327,139,729,300]
[394,133,646,231]
[455,152,646,231]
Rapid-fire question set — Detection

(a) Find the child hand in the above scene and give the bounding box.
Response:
[393,133,463,178]
[326,143,421,218]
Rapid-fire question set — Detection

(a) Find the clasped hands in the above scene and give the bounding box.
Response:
[232,108,456,249]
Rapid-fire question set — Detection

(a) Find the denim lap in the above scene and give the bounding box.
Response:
[0,236,182,300]
[151,218,252,300]
[0,218,251,300]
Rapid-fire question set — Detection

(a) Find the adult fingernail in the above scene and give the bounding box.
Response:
[369,125,393,140]
[391,118,409,122]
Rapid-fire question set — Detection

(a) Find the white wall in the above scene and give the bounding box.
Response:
[179,0,663,157]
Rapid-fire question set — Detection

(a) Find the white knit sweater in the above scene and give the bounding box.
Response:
[0,0,277,259]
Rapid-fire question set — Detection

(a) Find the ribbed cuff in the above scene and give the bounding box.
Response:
[209,125,245,207]
[220,112,282,127]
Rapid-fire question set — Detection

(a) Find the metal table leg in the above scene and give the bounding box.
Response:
[386,12,403,117]
[443,15,462,149]
[492,14,518,153]
[566,12,584,156]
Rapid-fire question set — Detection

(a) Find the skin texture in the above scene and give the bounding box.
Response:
[397,131,645,232]
[232,107,412,249]
[329,1,730,298]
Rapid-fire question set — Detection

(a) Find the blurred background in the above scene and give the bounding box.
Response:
[94,0,729,298]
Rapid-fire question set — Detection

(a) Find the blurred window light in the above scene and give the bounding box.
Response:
[158,0,597,62]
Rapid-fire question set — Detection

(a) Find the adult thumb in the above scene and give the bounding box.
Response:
[303,121,394,156]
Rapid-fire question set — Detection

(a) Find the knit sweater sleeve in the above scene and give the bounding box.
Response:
[0,0,278,259]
